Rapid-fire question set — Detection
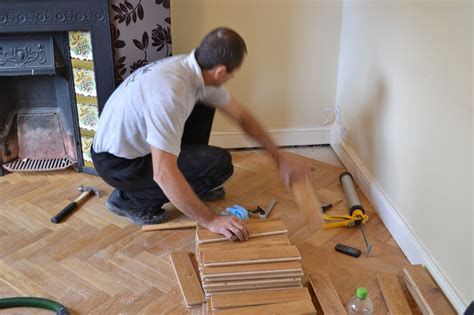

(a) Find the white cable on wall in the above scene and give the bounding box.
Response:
[321,107,336,126]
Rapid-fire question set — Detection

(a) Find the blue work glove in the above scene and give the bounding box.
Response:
[221,204,249,220]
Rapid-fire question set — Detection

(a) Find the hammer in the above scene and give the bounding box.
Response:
[51,185,100,224]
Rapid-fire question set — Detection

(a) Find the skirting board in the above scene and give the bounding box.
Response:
[330,127,467,313]
[209,127,331,148]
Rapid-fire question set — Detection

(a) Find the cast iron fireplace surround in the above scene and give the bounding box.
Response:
[0,0,115,175]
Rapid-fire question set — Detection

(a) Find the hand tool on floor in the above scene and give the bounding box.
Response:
[320,198,344,212]
[322,172,373,257]
[248,198,277,219]
[51,185,100,224]
[219,199,277,220]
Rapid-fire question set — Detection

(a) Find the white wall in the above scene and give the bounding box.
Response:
[172,0,473,307]
[171,0,342,133]
[471,1,474,301]
[335,0,472,308]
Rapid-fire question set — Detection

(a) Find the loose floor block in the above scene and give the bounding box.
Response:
[169,251,205,308]
[210,287,312,310]
[309,271,346,315]
[202,245,301,267]
[196,219,288,244]
[213,300,317,315]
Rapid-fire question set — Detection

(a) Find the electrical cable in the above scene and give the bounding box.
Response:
[0,297,69,315]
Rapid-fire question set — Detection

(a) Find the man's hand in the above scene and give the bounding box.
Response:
[152,146,249,241]
[206,215,249,242]
[218,98,310,189]
[277,152,311,189]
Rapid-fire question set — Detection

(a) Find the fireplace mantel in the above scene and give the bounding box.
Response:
[0,0,115,114]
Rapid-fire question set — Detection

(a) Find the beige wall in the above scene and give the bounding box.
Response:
[472,2,474,301]
[172,0,473,306]
[171,0,342,132]
[335,0,473,306]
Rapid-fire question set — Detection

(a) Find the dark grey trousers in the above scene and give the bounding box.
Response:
[91,103,233,209]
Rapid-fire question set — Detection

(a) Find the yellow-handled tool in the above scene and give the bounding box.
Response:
[323,172,373,257]
[323,209,369,229]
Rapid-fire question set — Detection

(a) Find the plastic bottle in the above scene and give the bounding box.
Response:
[347,287,374,315]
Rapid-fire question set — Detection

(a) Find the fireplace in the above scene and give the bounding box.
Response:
[0,0,115,175]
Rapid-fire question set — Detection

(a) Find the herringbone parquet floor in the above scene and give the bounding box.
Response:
[0,150,413,314]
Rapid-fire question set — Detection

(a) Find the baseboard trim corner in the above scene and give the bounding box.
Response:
[210,127,331,148]
[330,127,467,313]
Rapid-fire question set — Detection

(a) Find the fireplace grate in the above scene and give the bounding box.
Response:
[3,157,76,172]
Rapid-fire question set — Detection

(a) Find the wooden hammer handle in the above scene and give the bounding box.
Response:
[142,221,197,231]
[51,191,93,224]
[73,190,93,204]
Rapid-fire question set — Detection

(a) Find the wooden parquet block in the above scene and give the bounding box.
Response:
[169,251,205,308]
[213,299,317,314]
[202,245,301,267]
[291,177,324,229]
[196,219,287,244]
[203,277,302,289]
[210,287,312,310]
[377,272,412,315]
[309,271,346,315]
[205,284,303,296]
[204,272,304,283]
[401,265,455,315]
[198,234,290,252]
[201,261,303,278]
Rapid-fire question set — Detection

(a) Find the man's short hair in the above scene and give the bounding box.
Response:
[195,27,247,73]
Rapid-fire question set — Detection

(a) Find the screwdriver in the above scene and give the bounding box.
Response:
[358,222,373,257]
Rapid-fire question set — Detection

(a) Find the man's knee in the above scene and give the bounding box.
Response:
[178,145,234,186]
[201,146,233,185]
[211,146,233,178]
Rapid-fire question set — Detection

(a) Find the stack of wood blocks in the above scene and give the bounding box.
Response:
[195,219,316,313]
[196,219,301,295]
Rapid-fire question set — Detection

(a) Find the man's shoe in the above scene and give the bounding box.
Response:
[106,190,168,225]
[200,187,226,201]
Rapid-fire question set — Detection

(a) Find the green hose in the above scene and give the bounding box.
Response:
[0,297,69,315]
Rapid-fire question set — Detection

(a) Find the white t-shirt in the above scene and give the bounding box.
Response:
[93,50,230,158]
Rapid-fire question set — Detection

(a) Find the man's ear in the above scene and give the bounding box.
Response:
[214,65,228,80]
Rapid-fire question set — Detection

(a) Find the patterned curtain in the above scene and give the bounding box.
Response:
[109,0,172,84]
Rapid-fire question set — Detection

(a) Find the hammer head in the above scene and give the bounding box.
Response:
[78,185,101,197]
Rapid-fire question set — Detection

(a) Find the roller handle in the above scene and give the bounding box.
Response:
[51,202,77,224]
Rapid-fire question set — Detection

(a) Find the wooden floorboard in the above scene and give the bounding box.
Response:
[196,219,287,244]
[309,271,346,315]
[169,251,205,308]
[377,272,412,315]
[0,150,412,314]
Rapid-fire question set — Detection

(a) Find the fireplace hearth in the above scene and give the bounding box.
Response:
[0,0,115,176]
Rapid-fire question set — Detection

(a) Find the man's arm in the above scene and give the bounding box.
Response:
[218,96,309,187]
[151,146,248,241]
[218,97,280,162]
